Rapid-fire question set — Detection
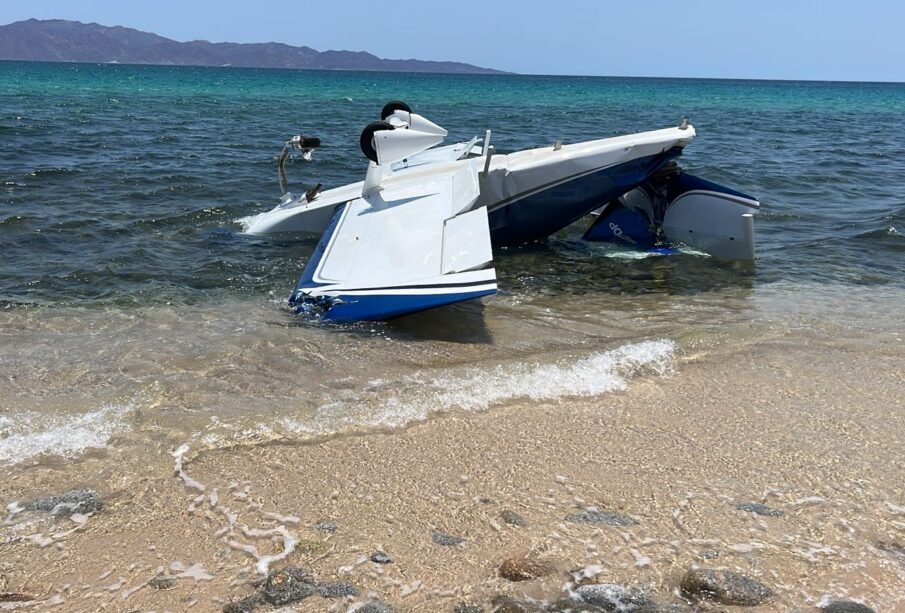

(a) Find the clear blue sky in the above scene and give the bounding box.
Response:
[2,0,903,81]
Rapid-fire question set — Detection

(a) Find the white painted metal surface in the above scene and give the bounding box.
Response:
[241,124,696,237]
[476,126,696,209]
[662,189,760,260]
[304,163,493,293]
[442,208,493,274]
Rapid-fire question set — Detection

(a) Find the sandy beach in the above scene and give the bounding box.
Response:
[3,328,904,612]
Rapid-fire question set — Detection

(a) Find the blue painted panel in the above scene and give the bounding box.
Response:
[583,204,655,244]
[667,172,756,202]
[319,288,497,322]
[488,148,681,246]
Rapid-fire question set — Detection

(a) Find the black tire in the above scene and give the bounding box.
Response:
[380,100,412,120]
[360,121,395,162]
[298,136,321,149]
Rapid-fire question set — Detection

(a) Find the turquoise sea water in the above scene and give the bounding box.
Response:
[1,61,903,308]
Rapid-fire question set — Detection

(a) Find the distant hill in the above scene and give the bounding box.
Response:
[0,19,506,74]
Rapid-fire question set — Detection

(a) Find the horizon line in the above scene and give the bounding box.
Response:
[1,58,904,85]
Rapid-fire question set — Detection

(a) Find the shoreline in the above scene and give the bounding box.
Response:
[2,336,904,611]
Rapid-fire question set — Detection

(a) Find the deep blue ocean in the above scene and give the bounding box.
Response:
[1,61,903,308]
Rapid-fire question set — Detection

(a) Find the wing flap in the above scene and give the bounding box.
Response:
[442,207,493,274]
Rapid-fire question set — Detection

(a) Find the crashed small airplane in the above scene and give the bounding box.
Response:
[240,102,759,321]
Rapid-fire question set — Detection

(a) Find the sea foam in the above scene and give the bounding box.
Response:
[0,403,131,466]
[424,338,676,411]
[283,339,677,434]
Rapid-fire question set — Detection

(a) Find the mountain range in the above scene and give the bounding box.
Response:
[0,19,505,74]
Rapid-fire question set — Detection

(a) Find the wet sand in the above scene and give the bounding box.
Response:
[2,333,904,612]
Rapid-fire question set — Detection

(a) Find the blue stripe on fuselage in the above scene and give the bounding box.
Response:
[291,202,348,299]
[667,172,757,203]
[488,149,682,246]
[322,288,497,322]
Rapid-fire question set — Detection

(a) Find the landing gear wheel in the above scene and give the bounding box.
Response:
[359,121,395,162]
[380,100,412,120]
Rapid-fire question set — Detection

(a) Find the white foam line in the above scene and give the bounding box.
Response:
[234,214,258,234]
[11,509,97,550]
[45,594,65,608]
[239,524,286,539]
[402,339,677,415]
[170,445,299,576]
[104,578,126,592]
[251,527,298,576]
[227,519,298,575]
[338,554,368,575]
[793,496,826,507]
[630,548,652,568]
[3,501,24,525]
[263,511,300,524]
[793,545,838,563]
[728,542,767,553]
[400,580,422,597]
[121,581,148,600]
[27,533,55,548]
[0,403,131,466]
[227,539,259,558]
[172,444,206,493]
[171,443,280,575]
[281,339,678,436]
[169,561,214,581]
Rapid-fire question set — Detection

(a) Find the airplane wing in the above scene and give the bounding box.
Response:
[290,163,496,322]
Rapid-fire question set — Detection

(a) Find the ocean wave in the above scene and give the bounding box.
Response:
[854,226,904,240]
[280,339,677,435]
[235,212,265,234]
[420,339,676,411]
[0,403,132,466]
[130,206,230,228]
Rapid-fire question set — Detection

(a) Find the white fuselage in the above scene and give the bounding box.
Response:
[239,125,696,238]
